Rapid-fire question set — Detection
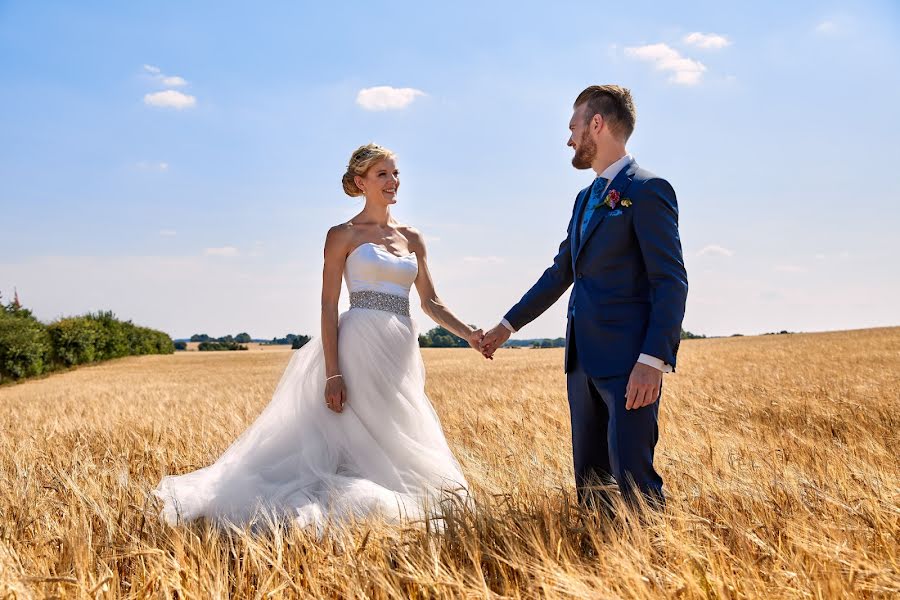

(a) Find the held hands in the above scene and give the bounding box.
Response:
[324,375,346,413]
[480,324,511,359]
[625,362,662,410]
[467,328,485,354]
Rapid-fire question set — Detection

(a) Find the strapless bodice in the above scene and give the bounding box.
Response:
[343,242,418,298]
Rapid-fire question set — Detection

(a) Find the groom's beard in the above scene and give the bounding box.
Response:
[571,131,596,170]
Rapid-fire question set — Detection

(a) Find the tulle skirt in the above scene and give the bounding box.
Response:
[151,307,471,534]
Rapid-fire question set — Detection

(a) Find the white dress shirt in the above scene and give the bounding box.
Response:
[500,153,673,373]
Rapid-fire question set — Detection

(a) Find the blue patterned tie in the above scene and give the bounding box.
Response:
[579,176,608,243]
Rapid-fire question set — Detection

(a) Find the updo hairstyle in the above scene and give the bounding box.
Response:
[341,143,396,197]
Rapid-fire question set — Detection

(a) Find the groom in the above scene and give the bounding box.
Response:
[480,85,688,512]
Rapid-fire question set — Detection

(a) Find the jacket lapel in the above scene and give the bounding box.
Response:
[574,160,638,264]
[570,185,592,261]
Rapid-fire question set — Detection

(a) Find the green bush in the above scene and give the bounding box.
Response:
[0,311,52,382]
[154,330,175,354]
[0,293,176,382]
[88,311,131,359]
[47,317,105,366]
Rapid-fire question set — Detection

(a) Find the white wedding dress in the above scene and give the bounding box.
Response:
[152,242,471,532]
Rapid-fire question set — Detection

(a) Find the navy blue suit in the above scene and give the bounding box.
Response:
[504,160,687,509]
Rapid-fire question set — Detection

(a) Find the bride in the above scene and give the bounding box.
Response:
[152,143,483,533]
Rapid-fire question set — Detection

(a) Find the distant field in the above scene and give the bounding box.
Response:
[1,327,897,598]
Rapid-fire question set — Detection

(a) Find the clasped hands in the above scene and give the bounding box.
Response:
[466,324,511,360]
[467,324,661,411]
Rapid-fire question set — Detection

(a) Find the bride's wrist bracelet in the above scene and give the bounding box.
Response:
[325,374,343,382]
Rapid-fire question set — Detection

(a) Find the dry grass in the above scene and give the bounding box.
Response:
[1,327,898,598]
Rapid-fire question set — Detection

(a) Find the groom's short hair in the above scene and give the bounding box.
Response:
[574,85,636,142]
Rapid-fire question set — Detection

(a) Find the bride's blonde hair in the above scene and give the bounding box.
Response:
[342,143,396,197]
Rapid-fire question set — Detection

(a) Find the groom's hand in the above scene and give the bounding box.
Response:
[481,324,511,359]
[625,362,662,410]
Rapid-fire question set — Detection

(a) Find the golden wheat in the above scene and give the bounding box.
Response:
[0,328,897,598]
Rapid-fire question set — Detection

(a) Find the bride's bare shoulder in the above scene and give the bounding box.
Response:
[397,224,427,254]
[324,223,354,254]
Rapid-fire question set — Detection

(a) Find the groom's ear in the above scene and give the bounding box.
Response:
[591,113,605,136]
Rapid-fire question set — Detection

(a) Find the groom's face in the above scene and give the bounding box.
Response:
[568,104,596,170]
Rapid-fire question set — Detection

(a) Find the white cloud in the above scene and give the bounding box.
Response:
[159,229,177,237]
[774,264,807,273]
[204,246,239,257]
[816,21,837,34]
[160,75,188,87]
[462,256,505,264]
[624,43,707,85]
[697,244,734,257]
[144,90,197,110]
[141,65,190,91]
[356,86,426,111]
[136,160,169,171]
[684,32,731,49]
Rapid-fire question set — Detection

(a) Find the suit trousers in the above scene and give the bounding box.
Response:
[566,330,665,512]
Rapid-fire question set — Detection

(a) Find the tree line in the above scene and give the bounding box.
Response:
[0,292,174,383]
[418,327,707,348]
[180,333,311,351]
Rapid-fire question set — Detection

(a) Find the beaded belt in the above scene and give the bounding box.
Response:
[349,290,410,317]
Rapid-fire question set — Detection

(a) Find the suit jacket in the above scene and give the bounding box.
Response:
[504,160,688,377]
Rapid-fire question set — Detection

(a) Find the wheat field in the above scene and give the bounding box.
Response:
[0,327,897,598]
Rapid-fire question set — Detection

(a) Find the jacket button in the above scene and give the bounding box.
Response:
[577,273,583,279]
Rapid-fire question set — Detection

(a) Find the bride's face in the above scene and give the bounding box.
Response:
[357,158,399,205]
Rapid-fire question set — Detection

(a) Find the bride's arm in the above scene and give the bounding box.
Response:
[321,226,348,412]
[407,229,483,350]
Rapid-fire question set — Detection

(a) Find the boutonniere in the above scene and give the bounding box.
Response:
[599,189,633,209]
[590,189,633,211]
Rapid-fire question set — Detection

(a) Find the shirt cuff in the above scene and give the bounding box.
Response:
[637,353,673,373]
[500,318,517,333]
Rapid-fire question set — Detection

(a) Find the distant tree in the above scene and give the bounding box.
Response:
[681,328,706,340]
[190,333,211,342]
[267,333,309,345]
[173,341,187,350]
[198,341,247,351]
[234,332,252,343]
[291,335,311,350]
[503,337,564,348]
[417,325,475,348]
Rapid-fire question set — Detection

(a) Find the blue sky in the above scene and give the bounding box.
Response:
[2,0,899,339]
